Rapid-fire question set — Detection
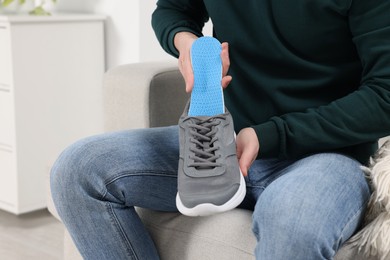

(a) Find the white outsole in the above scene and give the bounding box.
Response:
[176,172,246,217]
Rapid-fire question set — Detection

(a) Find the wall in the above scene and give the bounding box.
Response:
[55,0,212,69]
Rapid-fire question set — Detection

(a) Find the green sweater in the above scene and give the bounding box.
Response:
[152,0,390,164]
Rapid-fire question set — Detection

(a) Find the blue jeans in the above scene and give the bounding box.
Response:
[50,126,370,260]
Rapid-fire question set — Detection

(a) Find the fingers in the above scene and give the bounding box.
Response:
[236,128,260,177]
[174,32,198,92]
[221,42,232,89]
[222,75,232,89]
[238,148,256,177]
[177,37,232,92]
[178,57,194,93]
[236,145,246,176]
[221,42,230,77]
[237,142,256,177]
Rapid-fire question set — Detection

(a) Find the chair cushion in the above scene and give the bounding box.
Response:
[137,208,256,259]
[137,208,377,260]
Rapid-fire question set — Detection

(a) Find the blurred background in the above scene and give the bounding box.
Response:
[0,1,211,259]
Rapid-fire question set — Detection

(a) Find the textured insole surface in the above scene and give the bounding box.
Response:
[189,37,224,116]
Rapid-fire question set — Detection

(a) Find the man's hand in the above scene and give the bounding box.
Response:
[174,32,232,93]
[236,128,260,176]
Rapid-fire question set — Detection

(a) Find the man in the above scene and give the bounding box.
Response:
[51,0,390,259]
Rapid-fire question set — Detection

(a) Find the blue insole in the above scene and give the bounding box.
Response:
[188,37,225,116]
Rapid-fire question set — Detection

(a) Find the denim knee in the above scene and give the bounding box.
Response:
[251,153,369,259]
[50,136,105,212]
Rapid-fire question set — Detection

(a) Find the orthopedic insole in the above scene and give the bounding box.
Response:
[188,37,225,117]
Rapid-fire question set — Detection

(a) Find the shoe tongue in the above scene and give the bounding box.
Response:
[191,115,213,121]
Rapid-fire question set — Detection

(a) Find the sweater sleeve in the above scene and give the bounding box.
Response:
[253,0,390,160]
[152,0,209,58]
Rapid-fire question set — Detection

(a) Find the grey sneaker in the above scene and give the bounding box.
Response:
[176,101,246,216]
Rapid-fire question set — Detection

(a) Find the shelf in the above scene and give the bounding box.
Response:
[0,14,105,214]
[0,13,106,23]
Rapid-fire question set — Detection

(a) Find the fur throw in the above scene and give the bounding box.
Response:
[348,140,390,260]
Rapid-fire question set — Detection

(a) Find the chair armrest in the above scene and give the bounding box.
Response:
[48,62,184,220]
[103,61,187,131]
[379,136,390,147]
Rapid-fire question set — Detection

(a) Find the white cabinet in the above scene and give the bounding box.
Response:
[0,14,105,214]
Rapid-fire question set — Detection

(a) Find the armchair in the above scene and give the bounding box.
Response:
[47,61,378,259]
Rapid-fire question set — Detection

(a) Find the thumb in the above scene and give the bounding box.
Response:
[236,127,259,177]
[185,71,194,93]
[238,149,253,177]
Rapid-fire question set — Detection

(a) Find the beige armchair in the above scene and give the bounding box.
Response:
[47,61,380,260]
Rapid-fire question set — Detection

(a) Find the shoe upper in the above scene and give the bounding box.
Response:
[178,101,242,208]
